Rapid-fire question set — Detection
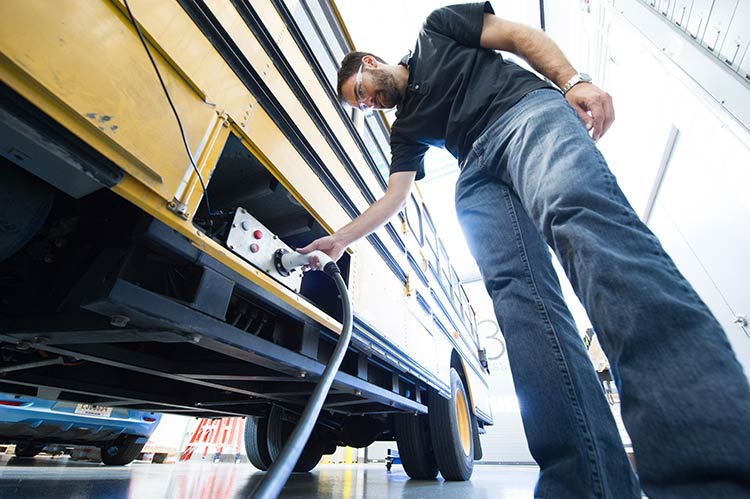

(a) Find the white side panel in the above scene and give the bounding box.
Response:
[433,332,453,388]
[687,0,714,41]
[703,0,739,52]
[718,0,750,70]
[647,123,750,377]
[404,305,438,376]
[671,0,692,29]
[740,42,750,77]
[547,0,750,378]
[348,239,407,352]
[612,0,750,133]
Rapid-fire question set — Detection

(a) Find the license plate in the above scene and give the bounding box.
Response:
[74,403,112,417]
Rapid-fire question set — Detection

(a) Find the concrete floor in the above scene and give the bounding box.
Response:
[0,454,539,498]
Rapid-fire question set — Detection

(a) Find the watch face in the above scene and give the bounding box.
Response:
[579,73,592,82]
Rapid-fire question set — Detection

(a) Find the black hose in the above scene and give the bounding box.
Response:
[251,262,352,498]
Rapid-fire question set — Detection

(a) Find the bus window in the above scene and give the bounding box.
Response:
[423,239,437,272]
[366,114,392,158]
[460,287,470,326]
[362,122,390,183]
[291,1,346,90]
[421,207,437,266]
[405,195,423,245]
[423,205,438,250]
[450,268,461,304]
[437,240,451,294]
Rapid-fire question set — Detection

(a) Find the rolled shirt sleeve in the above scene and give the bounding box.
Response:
[389,139,429,181]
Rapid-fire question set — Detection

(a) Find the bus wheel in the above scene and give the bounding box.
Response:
[267,405,324,472]
[428,368,474,481]
[244,416,272,471]
[394,412,438,479]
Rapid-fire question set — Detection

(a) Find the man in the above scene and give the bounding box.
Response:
[299,2,750,498]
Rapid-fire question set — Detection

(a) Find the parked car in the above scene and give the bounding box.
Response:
[0,392,162,465]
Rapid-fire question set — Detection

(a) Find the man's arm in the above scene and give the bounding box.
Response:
[297,171,417,263]
[479,13,614,141]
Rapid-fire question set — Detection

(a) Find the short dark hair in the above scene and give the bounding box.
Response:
[337,51,386,104]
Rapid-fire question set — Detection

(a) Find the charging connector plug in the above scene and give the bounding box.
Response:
[274,249,337,276]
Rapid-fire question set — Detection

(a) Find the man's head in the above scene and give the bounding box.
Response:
[337,51,407,112]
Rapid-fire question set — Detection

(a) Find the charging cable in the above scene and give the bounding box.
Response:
[252,250,352,498]
[123,0,223,217]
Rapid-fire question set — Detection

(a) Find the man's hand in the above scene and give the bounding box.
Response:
[564,83,615,141]
[479,14,615,141]
[297,234,348,268]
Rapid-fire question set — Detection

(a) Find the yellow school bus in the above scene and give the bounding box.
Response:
[0,0,491,478]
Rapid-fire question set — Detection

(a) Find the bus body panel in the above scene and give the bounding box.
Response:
[0,0,493,432]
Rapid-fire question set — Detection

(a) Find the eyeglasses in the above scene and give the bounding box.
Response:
[354,64,371,112]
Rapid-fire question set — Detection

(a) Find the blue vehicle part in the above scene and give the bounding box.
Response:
[386,448,402,471]
[0,392,161,446]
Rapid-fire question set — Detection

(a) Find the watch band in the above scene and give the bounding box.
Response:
[563,72,593,94]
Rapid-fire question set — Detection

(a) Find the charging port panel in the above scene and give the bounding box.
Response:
[225,208,303,292]
[194,133,350,321]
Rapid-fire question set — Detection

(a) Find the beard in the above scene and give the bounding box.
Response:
[370,69,403,109]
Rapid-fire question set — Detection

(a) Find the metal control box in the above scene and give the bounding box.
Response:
[226,208,303,292]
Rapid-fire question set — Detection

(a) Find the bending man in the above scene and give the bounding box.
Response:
[300,3,750,497]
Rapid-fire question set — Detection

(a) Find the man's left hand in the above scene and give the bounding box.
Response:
[565,83,614,142]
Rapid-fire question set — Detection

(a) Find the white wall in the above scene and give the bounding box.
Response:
[544,0,750,377]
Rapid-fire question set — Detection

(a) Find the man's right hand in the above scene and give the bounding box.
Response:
[564,82,615,142]
[297,234,348,265]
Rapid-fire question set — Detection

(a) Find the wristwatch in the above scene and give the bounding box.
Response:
[562,72,593,94]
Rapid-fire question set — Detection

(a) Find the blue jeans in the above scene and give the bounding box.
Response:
[455,89,750,498]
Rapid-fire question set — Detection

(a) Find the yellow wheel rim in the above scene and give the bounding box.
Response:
[455,388,471,456]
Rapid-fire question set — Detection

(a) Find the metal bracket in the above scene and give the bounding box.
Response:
[403,274,412,297]
[734,315,748,328]
[478,348,489,372]
[167,197,189,219]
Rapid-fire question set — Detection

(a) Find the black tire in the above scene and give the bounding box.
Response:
[0,158,54,262]
[14,442,45,458]
[100,435,145,466]
[428,368,474,481]
[394,413,438,479]
[244,416,272,471]
[267,405,324,472]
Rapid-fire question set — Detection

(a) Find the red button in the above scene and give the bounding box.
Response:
[250,243,260,253]
[253,230,263,240]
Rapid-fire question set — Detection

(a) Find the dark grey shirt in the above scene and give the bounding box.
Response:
[389,1,554,180]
